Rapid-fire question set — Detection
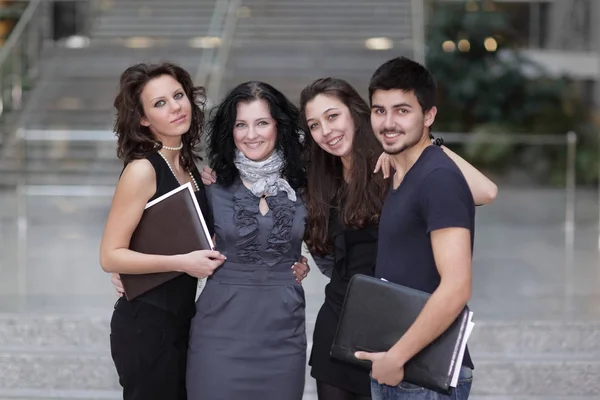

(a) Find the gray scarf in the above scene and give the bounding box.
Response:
[234,149,297,202]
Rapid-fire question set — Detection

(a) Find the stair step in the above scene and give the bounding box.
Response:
[97,14,214,21]
[1,314,600,396]
[237,15,410,23]
[40,55,203,80]
[234,30,410,39]
[0,173,119,186]
[469,321,600,356]
[228,48,403,73]
[472,359,600,396]
[105,0,203,3]
[0,388,120,400]
[4,316,599,357]
[0,315,109,347]
[237,4,409,12]
[0,353,117,391]
[0,350,598,396]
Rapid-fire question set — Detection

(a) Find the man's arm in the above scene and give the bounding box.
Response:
[387,227,471,365]
[388,167,473,365]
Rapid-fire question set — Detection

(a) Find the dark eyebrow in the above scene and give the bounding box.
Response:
[371,103,413,110]
[151,88,183,102]
[307,107,339,122]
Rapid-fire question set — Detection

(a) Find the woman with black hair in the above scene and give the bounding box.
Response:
[186,81,308,400]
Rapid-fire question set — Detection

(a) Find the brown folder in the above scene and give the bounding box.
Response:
[121,182,214,300]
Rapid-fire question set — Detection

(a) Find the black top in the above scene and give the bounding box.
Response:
[116,152,214,318]
[309,211,378,395]
[375,146,475,369]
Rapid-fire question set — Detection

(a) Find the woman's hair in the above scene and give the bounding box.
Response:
[113,62,206,171]
[207,81,306,189]
[299,77,388,255]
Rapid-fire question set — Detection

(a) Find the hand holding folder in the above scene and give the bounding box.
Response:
[121,182,215,300]
[331,274,474,395]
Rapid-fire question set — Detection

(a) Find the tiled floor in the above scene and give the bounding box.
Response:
[0,185,598,399]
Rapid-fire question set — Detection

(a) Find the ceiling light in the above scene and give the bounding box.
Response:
[237,6,252,18]
[484,37,498,52]
[365,37,393,51]
[124,36,155,48]
[442,40,456,52]
[458,39,471,52]
[188,36,222,49]
[64,35,90,49]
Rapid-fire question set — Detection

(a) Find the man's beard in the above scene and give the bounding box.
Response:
[380,130,420,155]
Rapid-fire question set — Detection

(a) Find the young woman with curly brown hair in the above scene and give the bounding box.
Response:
[99,62,226,400]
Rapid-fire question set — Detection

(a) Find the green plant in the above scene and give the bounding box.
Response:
[426,0,598,185]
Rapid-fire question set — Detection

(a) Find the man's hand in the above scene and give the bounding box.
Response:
[200,166,216,185]
[292,256,310,283]
[111,273,124,297]
[355,351,405,386]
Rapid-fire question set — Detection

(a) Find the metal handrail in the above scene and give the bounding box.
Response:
[435,131,574,145]
[206,0,240,100]
[194,0,232,87]
[0,0,45,147]
[195,0,240,105]
[0,0,40,67]
[438,130,578,249]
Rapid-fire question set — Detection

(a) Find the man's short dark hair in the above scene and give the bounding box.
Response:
[368,57,437,112]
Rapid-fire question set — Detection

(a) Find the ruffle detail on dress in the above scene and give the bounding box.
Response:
[263,191,296,266]
[233,186,261,264]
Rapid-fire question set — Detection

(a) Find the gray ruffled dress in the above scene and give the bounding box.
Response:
[186,179,307,399]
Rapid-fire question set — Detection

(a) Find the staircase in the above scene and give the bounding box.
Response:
[221,0,414,102]
[469,321,600,398]
[92,0,217,40]
[0,0,221,186]
[2,316,600,399]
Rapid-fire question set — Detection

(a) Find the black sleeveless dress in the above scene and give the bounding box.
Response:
[309,211,378,396]
[110,152,214,400]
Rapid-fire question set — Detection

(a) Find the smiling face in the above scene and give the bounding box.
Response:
[233,99,277,161]
[370,89,436,155]
[139,74,192,142]
[304,93,355,159]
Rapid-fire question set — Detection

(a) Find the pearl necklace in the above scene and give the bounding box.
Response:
[162,143,183,151]
[157,151,200,192]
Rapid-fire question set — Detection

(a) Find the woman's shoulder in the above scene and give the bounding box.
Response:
[205,180,236,203]
[122,158,156,182]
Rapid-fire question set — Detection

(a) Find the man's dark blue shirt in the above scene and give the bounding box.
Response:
[375,145,475,368]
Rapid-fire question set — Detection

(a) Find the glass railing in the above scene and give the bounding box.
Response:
[195,0,241,104]
[0,0,99,147]
[0,0,44,145]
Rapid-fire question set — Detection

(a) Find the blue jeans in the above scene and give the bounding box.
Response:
[370,367,473,400]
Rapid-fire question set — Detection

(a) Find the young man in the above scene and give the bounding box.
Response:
[355,57,475,400]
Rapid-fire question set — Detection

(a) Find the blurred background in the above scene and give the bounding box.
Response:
[0,0,598,399]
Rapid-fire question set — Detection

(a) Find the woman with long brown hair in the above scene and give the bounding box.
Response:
[299,77,496,400]
[99,62,226,399]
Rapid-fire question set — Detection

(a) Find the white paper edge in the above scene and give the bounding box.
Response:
[450,311,474,387]
[145,182,189,208]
